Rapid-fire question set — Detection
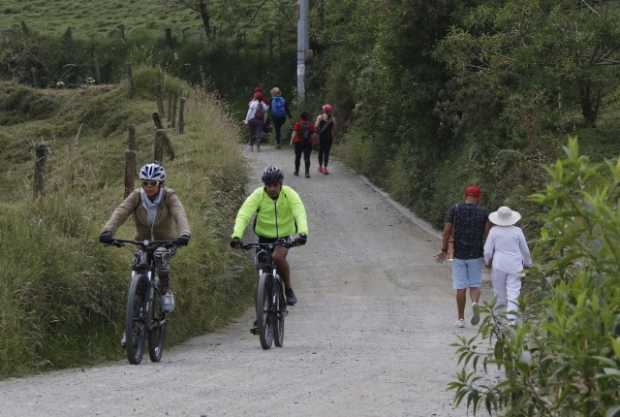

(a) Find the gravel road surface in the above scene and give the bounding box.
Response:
[0,146,480,417]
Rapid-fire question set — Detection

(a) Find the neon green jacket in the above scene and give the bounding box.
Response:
[232,185,308,239]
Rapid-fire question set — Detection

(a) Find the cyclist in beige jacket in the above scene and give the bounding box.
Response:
[99,163,191,314]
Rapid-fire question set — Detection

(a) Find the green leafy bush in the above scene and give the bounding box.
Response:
[449,138,620,417]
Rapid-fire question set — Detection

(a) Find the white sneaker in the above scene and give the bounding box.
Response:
[455,319,465,328]
[161,291,175,313]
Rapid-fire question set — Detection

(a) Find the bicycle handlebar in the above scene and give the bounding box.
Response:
[107,239,177,250]
[238,237,304,251]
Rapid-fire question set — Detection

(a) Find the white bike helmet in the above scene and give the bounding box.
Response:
[139,163,166,182]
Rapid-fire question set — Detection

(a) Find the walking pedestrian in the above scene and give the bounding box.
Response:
[436,185,491,328]
[244,91,269,152]
[315,103,336,174]
[484,206,532,326]
[269,87,292,149]
[290,112,317,178]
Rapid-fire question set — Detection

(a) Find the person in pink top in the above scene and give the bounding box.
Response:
[484,206,533,326]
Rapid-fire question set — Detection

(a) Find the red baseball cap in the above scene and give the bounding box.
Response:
[464,185,481,198]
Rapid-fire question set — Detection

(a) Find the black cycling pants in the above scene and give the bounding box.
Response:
[294,141,312,174]
[318,136,332,167]
[272,116,286,145]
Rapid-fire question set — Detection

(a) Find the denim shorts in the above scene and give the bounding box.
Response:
[452,258,483,289]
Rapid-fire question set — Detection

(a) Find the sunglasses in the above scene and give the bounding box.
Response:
[142,181,159,187]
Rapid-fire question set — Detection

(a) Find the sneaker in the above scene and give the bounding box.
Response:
[250,320,259,335]
[161,290,175,313]
[305,172,310,178]
[455,319,465,328]
[294,171,299,176]
[323,167,329,175]
[285,288,297,306]
[318,166,323,174]
[471,303,480,325]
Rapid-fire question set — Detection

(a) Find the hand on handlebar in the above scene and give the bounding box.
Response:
[230,237,242,249]
[295,233,307,246]
[174,234,190,247]
[99,231,114,245]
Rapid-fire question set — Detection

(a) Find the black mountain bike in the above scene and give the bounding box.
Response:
[108,239,176,364]
[238,237,303,350]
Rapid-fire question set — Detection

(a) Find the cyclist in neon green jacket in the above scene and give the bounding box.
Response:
[231,165,308,305]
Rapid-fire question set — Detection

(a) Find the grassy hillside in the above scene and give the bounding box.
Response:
[0,0,199,38]
[0,68,255,377]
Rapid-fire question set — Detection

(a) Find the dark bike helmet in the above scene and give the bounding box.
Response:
[261,165,284,185]
[139,163,166,182]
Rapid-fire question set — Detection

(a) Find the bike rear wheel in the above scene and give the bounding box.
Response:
[148,288,167,362]
[256,272,274,349]
[126,274,147,364]
[273,278,285,347]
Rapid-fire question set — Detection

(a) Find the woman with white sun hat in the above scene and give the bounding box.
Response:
[484,206,533,325]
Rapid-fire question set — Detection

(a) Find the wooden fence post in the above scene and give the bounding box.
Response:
[177,97,186,134]
[152,113,175,163]
[94,55,102,84]
[165,28,174,48]
[156,87,165,118]
[124,126,137,197]
[199,65,207,90]
[167,94,173,124]
[34,144,48,199]
[127,64,134,98]
[30,67,38,87]
[152,112,164,129]
[169,93,178,129]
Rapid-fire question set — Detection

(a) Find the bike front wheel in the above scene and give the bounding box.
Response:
[148,289,167,362]
[126,274,147,364]
[273,278,285,348]
[256,272,274,349]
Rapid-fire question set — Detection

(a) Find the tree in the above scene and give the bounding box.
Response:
[163,0,212,38]
[435,0,620,129]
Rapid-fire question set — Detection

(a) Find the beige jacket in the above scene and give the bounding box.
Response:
[102,187,191,241]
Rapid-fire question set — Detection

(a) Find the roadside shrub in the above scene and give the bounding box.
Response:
[449,138,620,417]
[0,82,253,377]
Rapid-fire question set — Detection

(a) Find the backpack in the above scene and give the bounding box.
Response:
[253,101,265,121]
[271,96,286,118]
[300,121,311,143]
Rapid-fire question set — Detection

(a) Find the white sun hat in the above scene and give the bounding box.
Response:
[489,206,522,226]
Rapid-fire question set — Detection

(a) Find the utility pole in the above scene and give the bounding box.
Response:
[297,0,309,103]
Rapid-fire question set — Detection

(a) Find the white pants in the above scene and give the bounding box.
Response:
[491,269,522,323]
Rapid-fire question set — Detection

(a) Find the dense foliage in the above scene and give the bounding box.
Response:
[310,0,620,227]
[0,72,254,377]
[449,139,620,417]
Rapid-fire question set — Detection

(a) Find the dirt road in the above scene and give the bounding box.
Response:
[0,146,476,417]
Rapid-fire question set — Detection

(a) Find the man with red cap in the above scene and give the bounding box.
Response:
[436,185,491,328]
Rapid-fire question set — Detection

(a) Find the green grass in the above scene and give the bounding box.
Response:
[0,69,255,377]
[0,0,200,39]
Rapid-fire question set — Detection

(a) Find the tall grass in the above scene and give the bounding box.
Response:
[0,70,254,377]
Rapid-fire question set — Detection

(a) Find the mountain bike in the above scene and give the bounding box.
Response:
[238,237,303,350]
[108,239,177,364]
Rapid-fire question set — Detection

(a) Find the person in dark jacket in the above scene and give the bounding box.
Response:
[436,185,490,328]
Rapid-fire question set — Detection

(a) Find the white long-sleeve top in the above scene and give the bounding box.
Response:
[484,225,533,273]
[244,99,269,124]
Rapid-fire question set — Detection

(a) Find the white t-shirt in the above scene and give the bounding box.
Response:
[484,225,533,273]
[244,100,269,123]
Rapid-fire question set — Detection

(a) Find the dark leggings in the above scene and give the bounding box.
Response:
[318,137,333,166]
[294,141,313,174]
[272,116,286,145]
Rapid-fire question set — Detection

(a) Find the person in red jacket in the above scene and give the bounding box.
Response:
[290,112,317,178]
